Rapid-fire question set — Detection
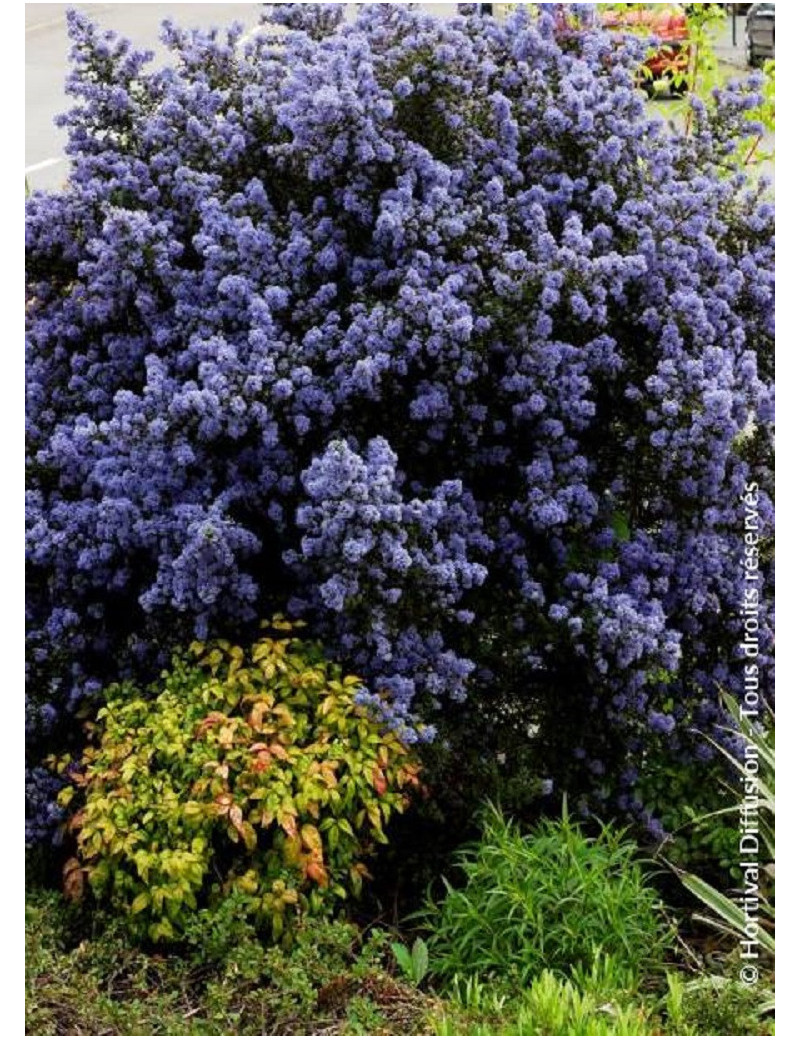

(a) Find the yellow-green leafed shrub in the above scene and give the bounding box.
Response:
[60,620,421,944]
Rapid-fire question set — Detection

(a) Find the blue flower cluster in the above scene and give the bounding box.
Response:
[26,5,773,831]
[25,766,67,847]
[286,437,489,730]
[266,3,345,39]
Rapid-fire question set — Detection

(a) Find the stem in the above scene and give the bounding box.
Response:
[744,134,763,166]
[684,40,701,137]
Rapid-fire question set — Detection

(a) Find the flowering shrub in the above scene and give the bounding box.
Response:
[57,621,421,943]
[26,4,773,832]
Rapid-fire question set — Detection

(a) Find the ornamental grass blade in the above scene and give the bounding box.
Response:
[681,871,775,954]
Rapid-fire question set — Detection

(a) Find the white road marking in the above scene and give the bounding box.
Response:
[25,16,67,35]
[26,4,115,34]
[25,157,67,175]
[236,22,267,50]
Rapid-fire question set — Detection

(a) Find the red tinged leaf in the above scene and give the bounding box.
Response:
[252,750,272,773]
[248,701,272,730]
[68,809,86,833]
[63,857,85,902]
[306,860,329,888]
[372,766,387,796]
[229,804,244,834]
[300,823,323,853]
[195,712,227,735]
[214,793,233,816]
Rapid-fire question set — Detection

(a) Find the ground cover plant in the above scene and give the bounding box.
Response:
[26,2,774,844]
[24,889,434,1036]
[429,966,773,1036]
[26,823,774,1037]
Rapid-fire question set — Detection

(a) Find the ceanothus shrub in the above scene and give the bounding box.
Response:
[26,4,774,837]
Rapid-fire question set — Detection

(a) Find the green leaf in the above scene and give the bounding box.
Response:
[410,937,429,984]
[611,511,631,542]
[56,786,75,809]
[391,942,413,977]
[131,891,150,914]
[681,871,775,954]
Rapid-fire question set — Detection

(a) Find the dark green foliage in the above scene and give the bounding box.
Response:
[677,691,775,957]
[422,804,673,986]
[362,714,556,923]
[637,751,741,879]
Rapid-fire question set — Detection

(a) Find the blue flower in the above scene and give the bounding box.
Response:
[26,1,774,842]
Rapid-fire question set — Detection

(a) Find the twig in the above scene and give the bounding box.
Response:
[744,133,764,165]
[674,927,705,971]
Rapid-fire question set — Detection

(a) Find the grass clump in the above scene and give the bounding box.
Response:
[430,970,656,1036]
[422,802,672,986]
